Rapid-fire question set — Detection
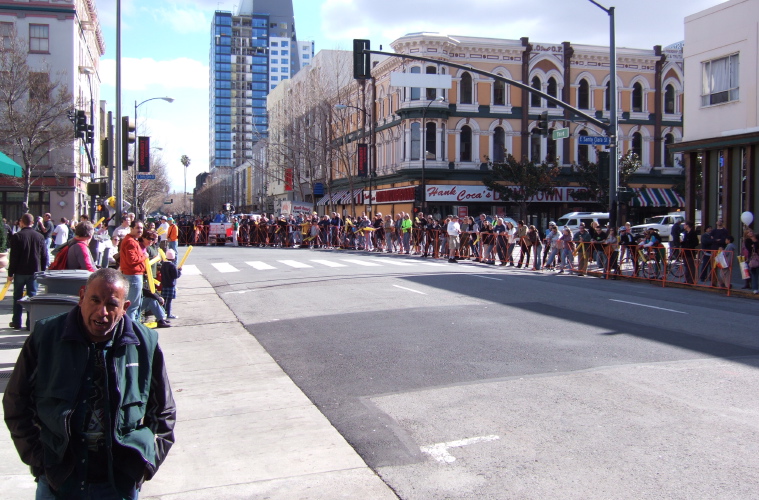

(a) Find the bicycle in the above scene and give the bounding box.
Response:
[640,248,685,280]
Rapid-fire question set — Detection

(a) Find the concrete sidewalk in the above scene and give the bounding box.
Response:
[0,271,397,499]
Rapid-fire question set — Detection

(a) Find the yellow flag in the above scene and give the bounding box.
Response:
[145,256,156,294]
[178,246,193,269]
[0,280,11,301]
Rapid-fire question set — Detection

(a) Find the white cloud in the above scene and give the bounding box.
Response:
[146,4,211,34]
[100,57,208,92]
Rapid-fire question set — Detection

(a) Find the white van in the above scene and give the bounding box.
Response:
[556,212,610,232]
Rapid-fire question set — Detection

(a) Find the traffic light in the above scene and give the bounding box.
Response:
[538,111,549,136]
[85,124,94,143]
[75,110,87,139]
[100,137,109,166]
[353,39,370,80]
[121,116,136,170]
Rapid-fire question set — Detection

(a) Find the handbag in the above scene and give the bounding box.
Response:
[715,250,728,269]
[750,251,759,269]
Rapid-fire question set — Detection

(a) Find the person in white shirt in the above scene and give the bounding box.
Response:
[157,216,170,247]
[52,218,69,247]
[447,215,461,263]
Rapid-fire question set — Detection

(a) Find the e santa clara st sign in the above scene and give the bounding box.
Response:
[425,185,590,203]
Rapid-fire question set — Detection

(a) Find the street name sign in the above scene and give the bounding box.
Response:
[552,128,570,140]
[578,135,611,146]
[136,174,156,180]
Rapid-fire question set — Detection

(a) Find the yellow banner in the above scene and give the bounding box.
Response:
[158,248,167,261]
[156,227,167,236]
[95,217,105,227]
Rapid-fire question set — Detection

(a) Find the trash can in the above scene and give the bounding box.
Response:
[18,294,80,332]
[34,270,92,296]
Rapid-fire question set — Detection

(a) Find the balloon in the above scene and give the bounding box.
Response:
[741,211,754,225]
[107,196,116,208]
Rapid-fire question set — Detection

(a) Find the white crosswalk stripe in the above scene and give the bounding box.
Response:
[310,259,347,267]
[246,261,276,270]
[278,260,313,268]
[182,264,201,275]
[339,259,382,267]
[212,263,239,273]
[373,259,414,266]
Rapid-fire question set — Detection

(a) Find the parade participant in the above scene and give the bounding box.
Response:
[7,213,49,330]
[3,268,176,499]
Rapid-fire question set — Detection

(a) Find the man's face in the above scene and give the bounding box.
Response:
[79,278,130,341]
[130,222,144,238]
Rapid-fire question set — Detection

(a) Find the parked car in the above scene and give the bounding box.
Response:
[630,214,685,241]
[556,212,610,232]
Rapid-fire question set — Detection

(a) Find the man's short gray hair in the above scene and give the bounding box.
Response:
[86,268,130,296]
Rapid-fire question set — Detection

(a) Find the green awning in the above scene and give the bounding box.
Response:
[0,151,22,177]
[629,188,685,208]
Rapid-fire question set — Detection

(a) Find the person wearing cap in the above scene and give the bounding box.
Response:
[447,215,461,263]
[572,223,592,276]
[157,216,170,249]
[544,223,561,271]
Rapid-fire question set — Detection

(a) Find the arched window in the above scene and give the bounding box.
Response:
[410,122,420,160]
[460,125,472,161]
[426,66,437,100]
[530,129,541,163]
[664,84,675,114]
[425,122,436,159]
[631,132,642,160]
[493,127,506,162]
[460,72,473,105]
[547,77,558,108]
[578,130,589,164]
[605,81,611,111]
[632,82,643,112]
[531,76,542,108]
[494,77,505,106]
[664,133,675,167]
[547,129,556,162]
[410,67,421,101]
[578,79,590,109]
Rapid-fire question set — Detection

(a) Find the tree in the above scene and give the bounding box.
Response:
[123,153,171,216]
[180,155,191,213]
[570,150,639,206]
[483,152,560,220]
[0,27,75,213]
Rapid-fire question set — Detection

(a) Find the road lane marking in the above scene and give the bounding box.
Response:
[609,299,687,314]
[472,275,503,281]
[419,262,447,267]
[278,260,313,268]
[310,259,347,268]
[181,264,200,275]
[421,435,500,463]
[211,263,239,273]
[392,285,426,295]
[246,261,276,270]
[340,259,382,267]
[223,289,257,295]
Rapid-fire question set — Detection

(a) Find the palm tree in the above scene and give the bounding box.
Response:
[180,155,191,213]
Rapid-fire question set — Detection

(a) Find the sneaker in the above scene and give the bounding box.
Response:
[8,322,20,330]
[168,314,178,319]
[156,320,172,328]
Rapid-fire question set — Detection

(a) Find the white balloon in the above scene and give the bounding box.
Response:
[741,211,754,225]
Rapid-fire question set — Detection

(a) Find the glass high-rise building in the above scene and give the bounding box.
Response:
[210,0,311,171]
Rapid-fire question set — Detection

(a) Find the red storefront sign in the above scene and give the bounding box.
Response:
[425,185,589,203]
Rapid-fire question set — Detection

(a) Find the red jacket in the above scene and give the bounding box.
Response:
[119,235,146,275]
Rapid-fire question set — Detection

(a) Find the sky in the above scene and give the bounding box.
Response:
[96,0,727,193]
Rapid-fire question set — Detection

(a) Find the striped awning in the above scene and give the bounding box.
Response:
[338,188,363,205]
[317,190,348,206]
[316,194,331,206]
[629,188,685,208]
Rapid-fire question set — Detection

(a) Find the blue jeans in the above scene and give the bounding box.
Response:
[36,475,138,500]
[751,266,759,291]
[141,297,167,321]
[168,240,178,264]
[12,274,38,327]
[123,274,143,322]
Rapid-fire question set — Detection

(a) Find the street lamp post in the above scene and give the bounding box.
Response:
[134,96,174,219]
[421,96,445,214]
[589,0,619,229]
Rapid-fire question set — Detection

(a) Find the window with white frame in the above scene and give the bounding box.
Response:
[0,22,13,51]
[701,53,739,106]
[29,24,49,53]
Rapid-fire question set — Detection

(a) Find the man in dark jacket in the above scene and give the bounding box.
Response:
[3,268,175,499]
[7,213,49,330]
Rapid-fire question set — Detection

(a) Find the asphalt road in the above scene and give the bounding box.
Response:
[190,244,759,499]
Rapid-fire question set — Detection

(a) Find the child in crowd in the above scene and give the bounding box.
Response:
[161,249,182,319]
[718,235,737,289]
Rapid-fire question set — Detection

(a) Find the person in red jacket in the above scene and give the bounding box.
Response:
[119,220,145,322]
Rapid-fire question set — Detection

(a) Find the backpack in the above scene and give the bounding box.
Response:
[48,240,84,270]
